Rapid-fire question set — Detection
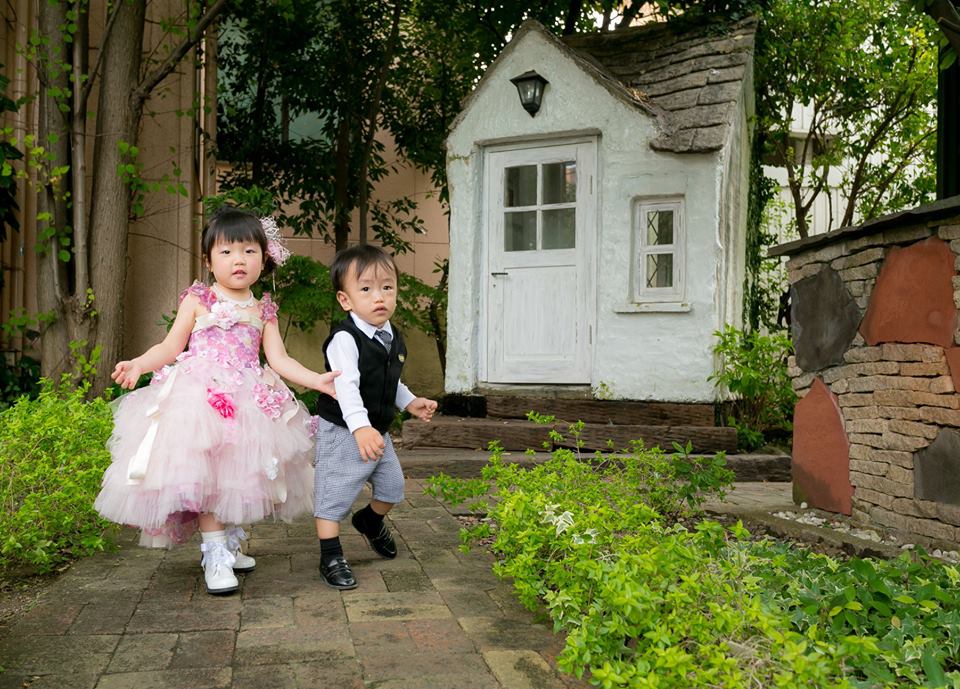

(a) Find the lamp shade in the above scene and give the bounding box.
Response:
[509,70,549,117]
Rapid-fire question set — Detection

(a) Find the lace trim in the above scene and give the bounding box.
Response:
[260,293,279,323]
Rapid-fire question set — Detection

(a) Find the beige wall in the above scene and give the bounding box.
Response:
[2,5,448,398]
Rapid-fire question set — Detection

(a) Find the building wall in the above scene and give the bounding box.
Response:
[446,28,736,402]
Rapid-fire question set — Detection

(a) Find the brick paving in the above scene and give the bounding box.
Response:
[0,475,592,689]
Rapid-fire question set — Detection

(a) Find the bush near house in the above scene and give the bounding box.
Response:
[0,377,114,573]
[427,425,960,688]
[710,324,796,451]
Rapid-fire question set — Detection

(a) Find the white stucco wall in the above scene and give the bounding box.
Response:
[446,27,744,402]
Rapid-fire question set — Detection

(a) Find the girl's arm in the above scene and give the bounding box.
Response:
[112,294,199,389]
[262,319,339,395]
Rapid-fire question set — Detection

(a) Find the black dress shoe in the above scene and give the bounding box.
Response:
[319,556,357,590]
[352,512,397,559]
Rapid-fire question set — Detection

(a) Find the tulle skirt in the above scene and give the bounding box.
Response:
[94,358,317,547]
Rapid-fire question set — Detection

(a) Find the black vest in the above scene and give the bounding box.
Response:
[315,317,407,434]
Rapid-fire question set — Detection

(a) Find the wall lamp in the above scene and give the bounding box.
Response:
[509,70,549,117]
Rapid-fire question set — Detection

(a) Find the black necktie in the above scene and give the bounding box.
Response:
[375,329,392,351]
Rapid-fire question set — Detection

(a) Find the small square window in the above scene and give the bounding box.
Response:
[634,199,683,302]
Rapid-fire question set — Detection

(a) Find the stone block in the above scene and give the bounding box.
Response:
[830,379,850,394]
[930,376,956,394]
[809,242,847,264]
[843,347,882,363]
[849,433,884,449]
[850,471,913,498]
[839,264,879,282]
[847,234,884,252]
[822,362,900,384]
[915,428,960,507]
[842,405,880,420]
[939,224,960,240]
[875,389,959,408]
[899,362,949,376]
[881,344,945,363]
[879,431,930,452]
[886,464,914,484]
[845,419,887,434]
[918,406,960,426]
[877,406,922,421]
[792,378,854,515]
[848,459,888,476]
[882,225,934,245]
[838,392,876,407]
[869,505,957,542]
[855,487,896,509]
[832,247,885,270]
[791,266,863,372]
[894,496,960,526]
[847,280,865,297]
[847,376,928,393]
[886,420,939,439]
[861,237,958,348]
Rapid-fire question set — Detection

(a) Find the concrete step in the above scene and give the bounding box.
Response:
[484,395,716,426]
[401,415,737,454]
[398,447,791,482]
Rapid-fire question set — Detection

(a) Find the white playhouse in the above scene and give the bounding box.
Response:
[444,16,756,403]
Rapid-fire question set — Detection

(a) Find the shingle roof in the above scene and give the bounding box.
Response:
[561,16,757,153]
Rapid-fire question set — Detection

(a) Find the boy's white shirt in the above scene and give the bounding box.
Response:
[327,311,416,433]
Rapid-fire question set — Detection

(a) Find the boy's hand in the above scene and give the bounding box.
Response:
[354,426,385,462]
[406,397,438,423]
[112,361,143,390]
[315,370,341,397]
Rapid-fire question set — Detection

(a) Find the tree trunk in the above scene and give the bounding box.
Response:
[36,0,71,380]
[87,0,147,394]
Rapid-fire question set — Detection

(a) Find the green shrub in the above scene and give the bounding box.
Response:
[0,378,114,572]
[428,427,960,688]
[710,324,797,448]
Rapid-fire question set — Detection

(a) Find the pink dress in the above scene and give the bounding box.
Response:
[95,281,317,547]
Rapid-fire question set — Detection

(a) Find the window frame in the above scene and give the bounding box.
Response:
[633,198,685,304]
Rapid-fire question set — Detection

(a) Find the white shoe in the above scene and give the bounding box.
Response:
[226,526,256,573]
[200,539,239,595]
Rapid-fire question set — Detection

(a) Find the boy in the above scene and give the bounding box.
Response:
[313,244,437,589]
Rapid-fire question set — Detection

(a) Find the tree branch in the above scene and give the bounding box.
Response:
[133,0,228,105]
[80,0,123,110]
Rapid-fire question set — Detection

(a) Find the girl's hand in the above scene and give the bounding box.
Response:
[315,370,340,397]
[112,361,143,390]
[405,397,438,423]
[353,426,385,462]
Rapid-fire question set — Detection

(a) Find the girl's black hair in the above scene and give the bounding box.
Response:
[201,206,276,274]
[329,244,398,292]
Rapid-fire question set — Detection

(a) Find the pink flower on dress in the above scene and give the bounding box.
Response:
[254,383,290,419]
[207,388,236,419]
[209,300,241,330]
[308,415,320,438]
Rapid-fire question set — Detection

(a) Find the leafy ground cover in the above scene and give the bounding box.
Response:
[426,424,960,689]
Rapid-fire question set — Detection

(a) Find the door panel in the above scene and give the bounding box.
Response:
[485,142,595,384]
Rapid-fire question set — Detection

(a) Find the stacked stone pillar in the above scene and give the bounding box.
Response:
[771,198,960,546]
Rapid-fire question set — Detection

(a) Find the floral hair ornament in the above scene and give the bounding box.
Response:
[260,216,291,267]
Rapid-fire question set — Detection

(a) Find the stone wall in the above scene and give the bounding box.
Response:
[773,199,960,547]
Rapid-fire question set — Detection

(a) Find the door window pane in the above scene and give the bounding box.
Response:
[542,161,576,204]
[646,210,674,245]
[505,166,537,207]
[505,211,537,251]
[542,208,576,249]
[645,253,673,288]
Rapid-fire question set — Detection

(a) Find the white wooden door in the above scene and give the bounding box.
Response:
[485,142,595,384]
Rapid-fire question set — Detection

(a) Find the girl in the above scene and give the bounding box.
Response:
[95,207,339,595]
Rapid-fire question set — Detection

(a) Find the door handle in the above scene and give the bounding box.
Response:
[491,271,509,276]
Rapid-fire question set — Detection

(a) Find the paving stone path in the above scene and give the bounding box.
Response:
[0,476,590,689]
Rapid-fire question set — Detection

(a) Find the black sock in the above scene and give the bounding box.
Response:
[354,505,385,537]
[319,536,343,561]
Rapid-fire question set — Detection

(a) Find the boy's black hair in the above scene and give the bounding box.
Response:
[201,206,276,274]
[330,244,398,292]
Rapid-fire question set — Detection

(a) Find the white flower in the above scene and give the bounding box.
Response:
[210,300,240,329]
[554,510,574,536]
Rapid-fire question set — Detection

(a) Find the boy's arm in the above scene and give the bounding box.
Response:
[327,332,385,461]
[396,379,437,423]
